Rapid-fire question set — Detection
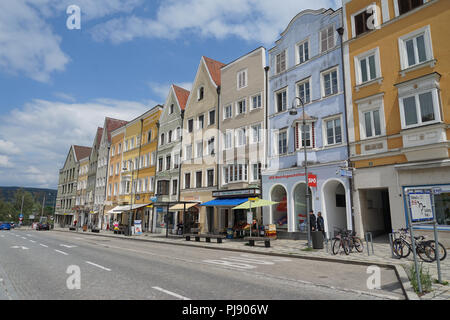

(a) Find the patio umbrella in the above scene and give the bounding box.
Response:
[232,199,278,210]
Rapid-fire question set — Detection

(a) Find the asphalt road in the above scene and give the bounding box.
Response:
[0,229,405,300]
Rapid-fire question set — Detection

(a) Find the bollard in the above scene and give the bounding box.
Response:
[388,233,396,259]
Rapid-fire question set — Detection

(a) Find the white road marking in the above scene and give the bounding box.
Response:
[10,246,29,250]
[60,244,77,248]
[26,234,32,237]
[54,249,68,256]
[85,261,111,271]
[40,244,48,248]
[21,237,27,240]
[29,240,36,243]
[152,287,191,300]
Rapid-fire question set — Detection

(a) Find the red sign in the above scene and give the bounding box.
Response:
[308,174,317,187]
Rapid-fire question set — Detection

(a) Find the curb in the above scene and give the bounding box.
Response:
[52,229,414,299]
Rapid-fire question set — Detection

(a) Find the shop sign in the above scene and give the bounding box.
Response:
[408,190,434,222]
[308,174,317,187]
[339,169,353,177]
[212,189,260,198]
[134,220,142,235]
[156,207,164,213]
[247,212,253,225]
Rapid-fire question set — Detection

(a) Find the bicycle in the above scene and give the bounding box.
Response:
[331,228,350,255]
[392,229,436,263]
[345,230,364,253]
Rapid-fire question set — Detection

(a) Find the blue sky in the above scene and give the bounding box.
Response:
[0,0,339,189]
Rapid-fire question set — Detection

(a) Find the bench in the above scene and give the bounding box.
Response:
[244,237,272,248]
[91,228,100,233]
[185,234,225,244]
[69,227,76,231]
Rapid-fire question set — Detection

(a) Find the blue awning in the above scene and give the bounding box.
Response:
[200,198,249,207]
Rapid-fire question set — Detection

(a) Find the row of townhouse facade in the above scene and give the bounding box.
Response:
[55,0,449,243]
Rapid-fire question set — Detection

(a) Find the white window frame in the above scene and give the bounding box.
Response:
[354,47,382,85]
[237,69,248,90]
[224,104,233,120]
[350,3,380,39]
[275,87,288,113]
[197,86,204,101]
[196,141,203,158]
[399,89,441,130]
[251,93,263,110]
[197,114,205,130]
[276,129,288,155]
[250,162,262,182]
[398,25,433,71]
[224,130,233,150]
[275,49,287,75]
[236,127,247,147]
[296,38,310,65]
[296,78,312,105]
[251,123,262,144]
[207,137,215,155]
[320,67,339,98]
[320,24,335,53]
[208,108,216,126]
[185,144,193,161]
[295,122,314,150]
[323,115,343,146]
[236,99,247,116]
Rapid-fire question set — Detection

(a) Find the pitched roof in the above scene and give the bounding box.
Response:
[104,117,128,142]
[73,145,92,161]
[202,56,226,87]
[96,127,103,147]
[172,85,190,110]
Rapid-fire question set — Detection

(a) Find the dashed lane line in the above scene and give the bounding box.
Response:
[85,261,111,271]
[151,287,191,300]
[54,249,68,256]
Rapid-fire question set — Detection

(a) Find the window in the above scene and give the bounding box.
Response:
[236,99,246,115]
[198,87,204,101]
[399,0,424,15]
[399,26,433,70]
[198,115,204,129]
[158,158,163,172]
[297,124,313,148]
[150,177,155,192]
[322,68,338,97]
[196,141,203,158]
[157,180,169,195]
[176,127,181,140]
[320,25,335,53]
[168,130,172,143]
[225,131,233,150]
[354,10,374,37]
[251,123,262,144]
[297,79,311,104]
[131,138,135,149]
[223,164,248,184]
[237,128,247,147]
[151,152,156,165]
[277,130,288,155]
[172,179,178,195]
[166,155,171,170]
[325,118,342,146]
[174,154,180,169]
[297,40,309,64]
[111,146,115,157]
[276,89,287,113]
[207,137,215,155]
[114,183,118,196]
[209,109,215,126]
[116,163,119,175]
[185,144,192,160]
[237,69,248,89]
[401,91,437,128]
[224,105,232,119]
[188,119,194,133]
[207,169,214,187]
[160,133,165,146]
[363,109,382,138]
[251,94,262,110]
[170,104,174,114]
[118,143,122,153]
[145,153,150,167]
[355,49,380,84]
[184,173,191,189]
[252,163,262,181]
[196,171,202,188]
[275,50,286,74]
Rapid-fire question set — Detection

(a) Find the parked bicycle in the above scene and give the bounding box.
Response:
[392,228,446,262]
[346,230,364,253]
[332,228,349,255]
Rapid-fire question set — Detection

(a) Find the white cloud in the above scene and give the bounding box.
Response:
[92,0,340,45]
[0,98,154,188]
[0,140,21,155]
[148,82,193,100]
[0,0,144,82]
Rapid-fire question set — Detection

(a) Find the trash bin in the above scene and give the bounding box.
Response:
[311,231,324,249]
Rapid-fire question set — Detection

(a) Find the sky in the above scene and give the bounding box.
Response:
[0,0,339,189]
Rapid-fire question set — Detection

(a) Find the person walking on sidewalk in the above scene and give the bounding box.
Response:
[309,210,317,231]
[317,212,325,238]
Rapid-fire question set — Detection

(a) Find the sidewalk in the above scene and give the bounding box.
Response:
[53,227,449,300]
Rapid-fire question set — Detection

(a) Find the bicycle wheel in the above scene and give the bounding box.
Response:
[332,239,340,255]
[354,238,364,253]
[402,241,412,258]
[392,239,403,258]
[417,244,434,263]
[426,241,447,261]
[342,239,350,255]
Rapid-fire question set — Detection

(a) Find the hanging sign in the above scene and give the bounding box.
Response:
[308,174,317,187]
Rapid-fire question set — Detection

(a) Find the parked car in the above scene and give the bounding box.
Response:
[36,223,50,231]
[10,222,16,229]
[0,222,11,230]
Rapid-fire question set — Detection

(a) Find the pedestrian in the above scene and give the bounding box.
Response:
[309,210,316,231]
[317,212,325,238]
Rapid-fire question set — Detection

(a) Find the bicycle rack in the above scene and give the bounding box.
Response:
[388,232,397,259]
[365,232,374,256]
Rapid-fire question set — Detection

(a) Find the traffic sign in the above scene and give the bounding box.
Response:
[339,169,353,177]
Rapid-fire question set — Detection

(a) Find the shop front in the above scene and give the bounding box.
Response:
[201,188,261,237]
[262,164,351,239]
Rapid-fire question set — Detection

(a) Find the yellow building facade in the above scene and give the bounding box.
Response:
[343,0,450,242]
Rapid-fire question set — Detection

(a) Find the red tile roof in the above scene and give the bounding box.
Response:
[203,56,226,87]
[104,117,128,142]
[73,145,92,161]
[172,85,190,110]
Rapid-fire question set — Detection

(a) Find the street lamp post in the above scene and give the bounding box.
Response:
[290,97,311,248]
